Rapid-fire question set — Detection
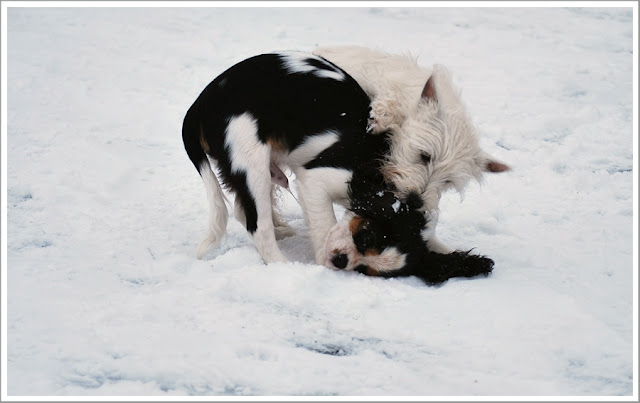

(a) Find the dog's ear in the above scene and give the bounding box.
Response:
[422,65,455,104]
[477,151,510,173]
[421,76,437,102]
[486,160,510,173]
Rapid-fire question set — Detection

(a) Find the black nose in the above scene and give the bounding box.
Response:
[405,191,424,210]
[331,254,349,269]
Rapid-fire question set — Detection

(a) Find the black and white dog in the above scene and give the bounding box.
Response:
[182,51,493,282]
[183,52,386,264]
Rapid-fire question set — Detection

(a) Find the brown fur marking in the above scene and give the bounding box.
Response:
[199,127,210,153]
[349,216,363,235]
[267,137,288,153]
[364,248,379,257]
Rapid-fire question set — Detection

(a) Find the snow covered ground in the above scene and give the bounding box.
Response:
[3,3,637,398]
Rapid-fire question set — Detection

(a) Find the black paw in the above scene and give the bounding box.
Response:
[461,252,495,277]
[419,250,495,285]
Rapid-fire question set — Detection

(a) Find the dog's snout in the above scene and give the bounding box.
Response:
[331,253,349,269]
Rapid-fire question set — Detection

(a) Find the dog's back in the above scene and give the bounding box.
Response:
[184,52,372,169]
[314,46,429,101]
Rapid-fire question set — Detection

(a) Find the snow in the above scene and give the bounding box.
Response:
[2,3,637,398]
[391,199,402,213]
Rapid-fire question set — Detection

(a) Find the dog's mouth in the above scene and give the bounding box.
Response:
[381,172,442,213]
[396,187,443,214]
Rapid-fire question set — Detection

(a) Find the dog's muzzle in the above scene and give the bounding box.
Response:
[324,215,359,271]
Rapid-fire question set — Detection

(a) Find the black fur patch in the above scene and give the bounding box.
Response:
[405,191,424,210]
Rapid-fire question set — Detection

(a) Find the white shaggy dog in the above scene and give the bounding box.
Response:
[315,46,510,254]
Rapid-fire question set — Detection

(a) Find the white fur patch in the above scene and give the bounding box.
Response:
[280,52,346,81]
[362,247,407,274]
[223,112,264,174]
[286,130,340,169]
[295,166,352,204]
[323,214,358,269]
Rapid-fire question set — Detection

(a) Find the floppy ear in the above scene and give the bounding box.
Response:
[478,151,510,173]
[421,76,437,102]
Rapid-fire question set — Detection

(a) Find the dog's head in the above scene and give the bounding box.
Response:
[381,65,510,213]
[323,187,495,284]
[323,165,495,284]
[323,197,428,275]
[324,167,429,274]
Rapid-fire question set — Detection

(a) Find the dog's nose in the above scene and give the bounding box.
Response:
[405,191,424,210]
[331,254,349,269]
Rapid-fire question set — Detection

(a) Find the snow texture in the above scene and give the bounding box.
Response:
[3,4,637,398]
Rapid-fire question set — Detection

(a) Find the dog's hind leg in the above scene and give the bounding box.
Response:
[233,194,247,228]
[195,162,230,259]
[182,107,229,259]
[247,170,288,263]
[235,187,293,241]
[225,113,287,263]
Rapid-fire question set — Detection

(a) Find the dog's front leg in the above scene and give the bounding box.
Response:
[420,209,454,254]
[296,168,351,265]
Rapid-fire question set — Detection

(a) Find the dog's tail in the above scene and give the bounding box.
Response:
[182,106,228,259]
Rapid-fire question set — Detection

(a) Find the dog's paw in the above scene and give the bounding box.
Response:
[366,103,392,134]
[459,252,495,277]
[474,255,495,276]
[367,98,404,134]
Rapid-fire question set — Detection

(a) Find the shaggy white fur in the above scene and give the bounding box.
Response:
[315,46,510,252]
